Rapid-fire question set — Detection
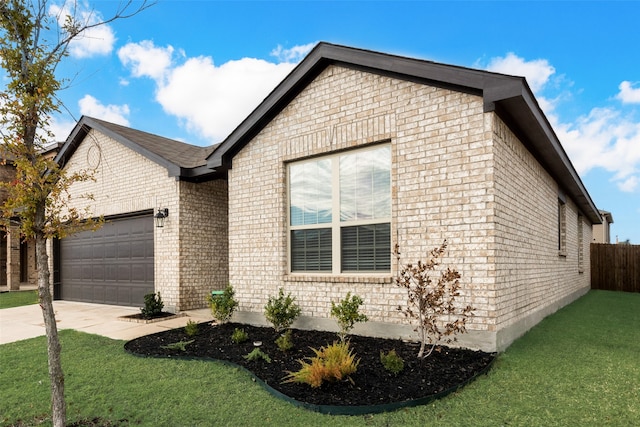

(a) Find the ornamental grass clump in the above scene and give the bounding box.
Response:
[264,288,301,333]
[395,240,474,358]
[208,285,239,324]
[330,292,368,343]
[283,341,360,388]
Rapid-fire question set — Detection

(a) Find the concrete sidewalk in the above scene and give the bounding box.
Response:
[0,300,213,345]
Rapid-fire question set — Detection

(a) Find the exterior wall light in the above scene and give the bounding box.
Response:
[155,208,169,228]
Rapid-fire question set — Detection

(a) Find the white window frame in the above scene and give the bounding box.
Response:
[578,215,584,273]
[287,144,391,275]
[558,193,567,257]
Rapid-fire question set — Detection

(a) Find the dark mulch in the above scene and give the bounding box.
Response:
[124,322,495,408]
[120,312,176,321]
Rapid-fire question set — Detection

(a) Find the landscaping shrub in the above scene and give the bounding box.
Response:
[330,292,368,342]
[283,341,360,388]
[243,348,271,363]
[231,327,249,344]
[208,285,239,323]
[395,240,474,358]
[264,288,301,333]
[184,320,199,337]
[275,329,294,351]
[160,340,194,351]
[140,292,164,319]
[380,349,404,375]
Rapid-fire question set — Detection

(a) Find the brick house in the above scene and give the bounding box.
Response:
[1,143,60,291]
[0,158,37,290]
[57,43,601,352]
[54,117,228,310]
[593,210,613,243]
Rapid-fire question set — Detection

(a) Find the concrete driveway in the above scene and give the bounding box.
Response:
[0,300,212,345]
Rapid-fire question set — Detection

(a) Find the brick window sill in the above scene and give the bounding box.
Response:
[283,274,393,284]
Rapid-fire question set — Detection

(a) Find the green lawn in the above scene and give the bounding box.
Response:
[1,290,638,426]
[0,290,38,309]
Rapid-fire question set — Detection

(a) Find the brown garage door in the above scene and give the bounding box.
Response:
[60,215,154,306]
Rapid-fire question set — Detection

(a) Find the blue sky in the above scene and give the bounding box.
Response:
[26,1,640,243]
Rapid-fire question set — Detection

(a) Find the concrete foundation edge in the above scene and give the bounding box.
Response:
[234,285,589,353]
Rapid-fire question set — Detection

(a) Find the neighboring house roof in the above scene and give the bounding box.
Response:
[599,210,614,223]
[56,116,220,182]
[205,42,601,224]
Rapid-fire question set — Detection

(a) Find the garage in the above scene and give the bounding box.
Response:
[59,214,154,306]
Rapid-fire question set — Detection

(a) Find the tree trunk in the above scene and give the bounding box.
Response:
[417,311,426,358]
[35,204,66,427]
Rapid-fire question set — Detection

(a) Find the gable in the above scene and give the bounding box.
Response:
[233,64,484,166]
[56,116,221,182]
[206,42,601,225]
[63,126,173,192]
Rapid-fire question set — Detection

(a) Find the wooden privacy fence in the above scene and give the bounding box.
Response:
[591,243,640,293]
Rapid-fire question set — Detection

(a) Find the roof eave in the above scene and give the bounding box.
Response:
[487,85,601,224]
[207,43,521,170]
[208,45,330,170]
[205,42,601,224]
[171,165,226,182]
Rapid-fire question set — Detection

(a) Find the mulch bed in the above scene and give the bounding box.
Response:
[124,322,495,409]
[118,312,184,324]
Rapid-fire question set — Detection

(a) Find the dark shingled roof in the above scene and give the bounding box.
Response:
[56,116,220,182]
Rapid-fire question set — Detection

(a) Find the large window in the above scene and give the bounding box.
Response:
[289,145,391,273]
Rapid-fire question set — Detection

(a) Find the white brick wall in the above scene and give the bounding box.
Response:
[178,179,228,309]
[61,130,229,311]
[228,65,591,352]
[492,116,590,331]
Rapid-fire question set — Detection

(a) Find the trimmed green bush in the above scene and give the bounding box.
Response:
[184,320,199,337]
[275,329,294,351]
[330,292,368,342]
[380,349,404,375]
[264,288,301,333]
[140,292,164,319]
[208,285,239,323]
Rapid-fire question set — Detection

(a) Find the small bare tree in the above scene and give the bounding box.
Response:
[395,240,473,358]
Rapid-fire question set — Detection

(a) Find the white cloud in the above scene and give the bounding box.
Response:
[118,41,311,142]
[617,81,640,104]
[49,2,115,58]
[49,117,77,143]
[618,176,638,192]
[271,43,317,63]
[78,95,130,126]
[553,108,640,192]
[484,52,555,93]
[482,53,640,193]
[118,41,175,81]
[157,56,295,142]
